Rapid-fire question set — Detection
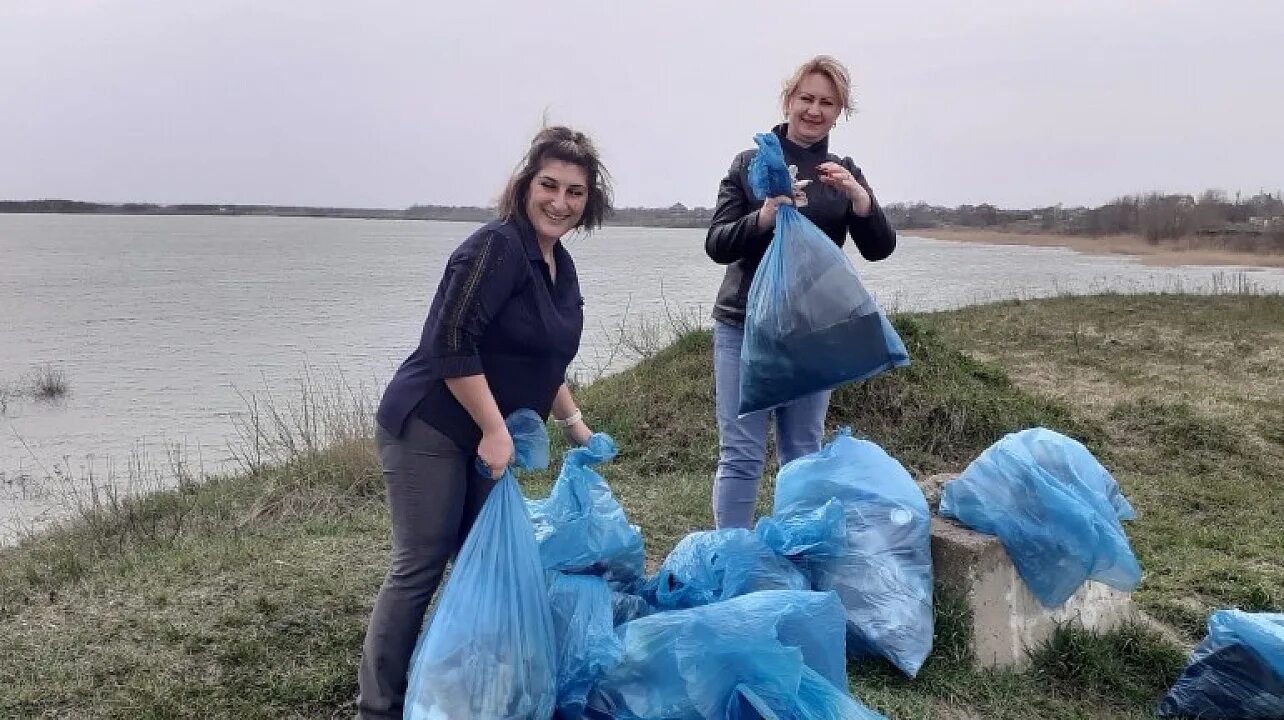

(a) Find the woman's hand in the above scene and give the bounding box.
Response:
[817,162,872,217]
[755,195,794,231]
[477,426,515,479]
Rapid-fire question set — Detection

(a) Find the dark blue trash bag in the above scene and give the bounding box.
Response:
[642,528,811,611]
[738,132,908,416]
[404,409,557,720]
[587,590,859,719]
[1158,610,1284,718]
[547,572,625,719]
[764,428,933,677]
[527,433,645,587]
[939,427,1141,608]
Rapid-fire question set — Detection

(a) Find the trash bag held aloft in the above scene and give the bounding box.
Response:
[527,433,645,587]
[404,409,557,720]
[642,528,811,611]
[1158,610,1284,719]
[939,427,1141,609]
[547,572,625,720]
[738,132,908,416]
[770,428,934,677]
[586,590,851,719]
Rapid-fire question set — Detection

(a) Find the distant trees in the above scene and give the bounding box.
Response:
[885,190,1284,253]
[886,189,1284,251]
[5,192,1282,250]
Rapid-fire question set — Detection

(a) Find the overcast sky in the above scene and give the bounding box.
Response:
[2,1,1281,210]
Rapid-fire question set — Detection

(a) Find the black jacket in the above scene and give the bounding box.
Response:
[376,214,584,452]
[705,124,896,326]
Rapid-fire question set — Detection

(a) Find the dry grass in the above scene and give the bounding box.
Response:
[913,227,1284,268]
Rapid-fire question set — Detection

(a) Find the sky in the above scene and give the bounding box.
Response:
[2,0,1282,210]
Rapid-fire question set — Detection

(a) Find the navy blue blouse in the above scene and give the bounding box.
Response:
[376,214,584,452]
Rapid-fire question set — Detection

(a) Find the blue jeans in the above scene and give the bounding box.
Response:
[712,320,831,529]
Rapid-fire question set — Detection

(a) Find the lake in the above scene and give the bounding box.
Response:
[3,214,1282,542]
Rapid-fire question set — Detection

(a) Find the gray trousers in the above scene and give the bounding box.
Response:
[355,416,496,720]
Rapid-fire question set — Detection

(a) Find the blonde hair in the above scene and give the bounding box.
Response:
[779,55,855,119]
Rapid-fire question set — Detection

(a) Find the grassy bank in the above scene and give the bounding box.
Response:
[2,293,1281,719]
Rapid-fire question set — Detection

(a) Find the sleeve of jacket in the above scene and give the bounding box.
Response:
[422,230,528,379]
[705,152,775,265]
[843,158,897,262]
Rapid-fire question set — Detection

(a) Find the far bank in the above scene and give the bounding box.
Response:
[912,226,1284,269]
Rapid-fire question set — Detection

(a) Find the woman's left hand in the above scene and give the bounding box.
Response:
[817,162,872,217]
[563,419,592,447]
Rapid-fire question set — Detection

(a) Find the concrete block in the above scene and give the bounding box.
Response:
[924,473,1141,670]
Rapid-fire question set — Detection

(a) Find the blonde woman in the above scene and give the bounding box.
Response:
[704,55,897,529]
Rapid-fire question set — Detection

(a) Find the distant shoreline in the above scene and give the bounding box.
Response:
[910,227,1284,269]
[0,200,713,229]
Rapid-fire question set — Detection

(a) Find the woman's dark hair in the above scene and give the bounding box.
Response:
[498,125,613,232]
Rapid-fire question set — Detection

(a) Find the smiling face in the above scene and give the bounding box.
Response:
[784,72,842,146]
[525,159,589,246]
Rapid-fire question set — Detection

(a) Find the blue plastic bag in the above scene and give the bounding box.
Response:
[738,132,908,416]
[756,497,848,561]
[586,590,853,719]
[527,433,645,587]
[1020,427,1135,521]
[767,429,934,677]
[1158,610,1284,718]
[682,621,889,720]
[610,591,655,627]
[547,572,625,719]
[939,427,1141,608]
[715,651,889,720]
[642,528,811,611]
[404,409,557,720]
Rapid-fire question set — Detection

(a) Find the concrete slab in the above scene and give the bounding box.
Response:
[923,473,1141,669]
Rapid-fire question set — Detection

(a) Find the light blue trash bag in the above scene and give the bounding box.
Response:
[642,528,811,611]
[1158,610,1284,718]
[704,639,890,720]
[547,572,625,719]
[586,590,852,719]
[527,433,645,588]
[404,409,557,720]
[756,497,848,561]
[738,132,908,416]
[939,427,1141,608]
[766,428,934,677]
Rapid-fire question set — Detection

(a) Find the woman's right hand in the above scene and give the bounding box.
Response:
[755,195,795,231]
[477,427,515,480]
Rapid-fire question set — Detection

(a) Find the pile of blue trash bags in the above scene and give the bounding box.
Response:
[404,411,916,719]
[402,409,1279,718]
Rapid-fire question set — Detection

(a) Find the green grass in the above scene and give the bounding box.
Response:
[2,293,1280,718]
[925,293,1284,642]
